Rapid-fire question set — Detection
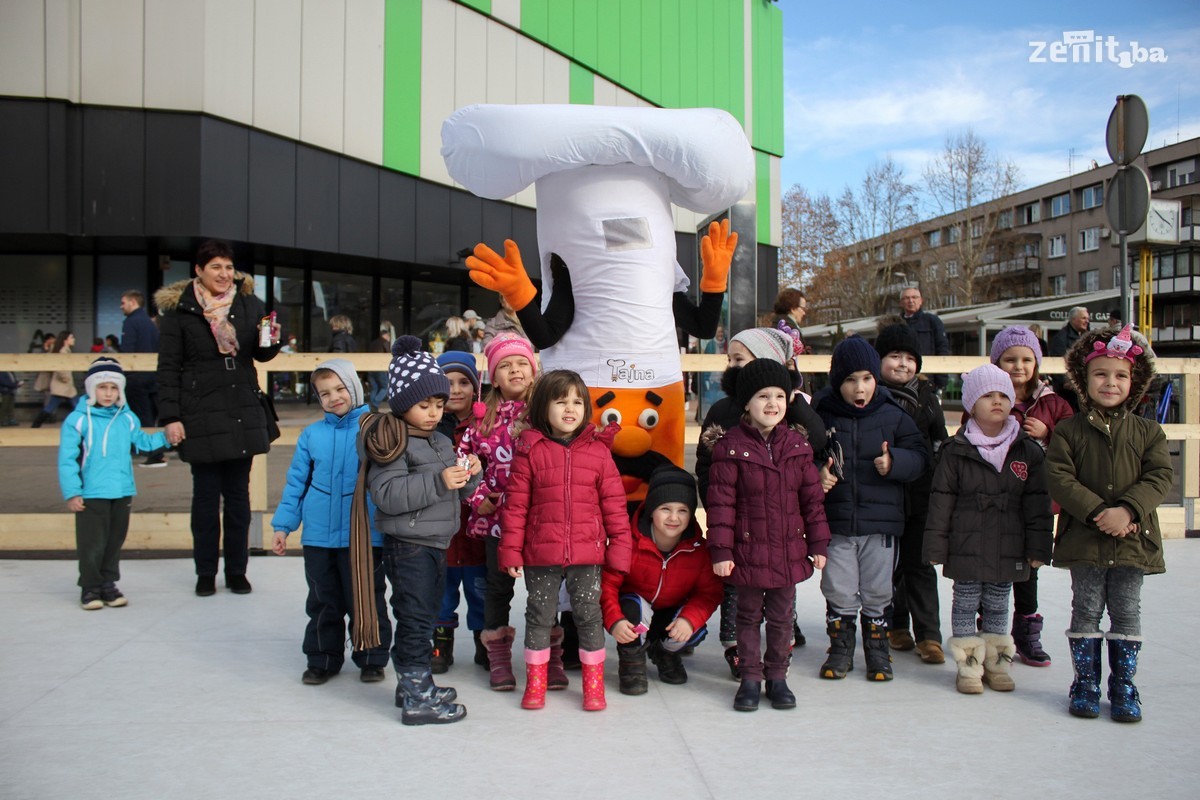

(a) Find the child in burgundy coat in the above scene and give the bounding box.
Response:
[706,359,831,712]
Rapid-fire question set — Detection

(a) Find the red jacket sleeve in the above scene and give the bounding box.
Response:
[677,551,725,632]
[498,445,534,570]
[599,452,633,574]
[600,558,628,631]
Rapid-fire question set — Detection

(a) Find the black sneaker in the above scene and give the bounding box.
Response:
[360,666,386,683]
[100,585,127,607]
[226,574,252,594]
[303,667,334,685]
[80,588,104,610]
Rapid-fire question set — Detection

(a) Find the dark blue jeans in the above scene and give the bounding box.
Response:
[303,545,391,671]
[437,564,487,630]
[384,538,446,671]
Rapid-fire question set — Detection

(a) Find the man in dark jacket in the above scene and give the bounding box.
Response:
[900,287,951,390]
[120,290,164,466]
[1048,306,1089,411]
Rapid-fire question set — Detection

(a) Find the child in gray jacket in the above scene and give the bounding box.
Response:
[360,336,480,726]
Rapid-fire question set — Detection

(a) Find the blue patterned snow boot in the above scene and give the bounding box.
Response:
[1066,633,1102,718]
[1106,634,1143,723]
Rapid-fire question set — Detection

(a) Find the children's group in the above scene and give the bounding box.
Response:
[58,318,1171,726]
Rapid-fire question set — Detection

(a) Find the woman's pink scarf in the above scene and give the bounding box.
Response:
[192,278,239,356]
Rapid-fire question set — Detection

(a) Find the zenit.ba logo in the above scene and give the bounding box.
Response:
[1029,31,1167,68]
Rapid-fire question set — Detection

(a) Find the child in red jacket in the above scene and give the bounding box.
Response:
[601,466,723,695]
[707,359,831,712]
[500,370,632,712]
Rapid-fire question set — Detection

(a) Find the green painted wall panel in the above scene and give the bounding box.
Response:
[383,0,422,174]
[695,0,714,109]
[572,0,598,66]
[727,0,744,125]
[751,0,783,156]
[658,0,681,107]
[570,62,594,105]
[640,0,662,101]
[756,150,771,244]
[457,0,490,14]
[521,0,549,42]
[596,0,621,77]
[678,10,697,107]
[619,0,641,91]
[547,0,573,55]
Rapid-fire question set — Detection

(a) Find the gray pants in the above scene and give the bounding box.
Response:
[951,581,1012,636]
[523,565,604,651]
[821,534,896,619]
[1070,565,1143,636]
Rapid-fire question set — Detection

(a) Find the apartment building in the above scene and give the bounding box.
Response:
[826,137,1199,356]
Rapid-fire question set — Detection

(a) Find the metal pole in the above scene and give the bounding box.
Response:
[1119,232,1131,327]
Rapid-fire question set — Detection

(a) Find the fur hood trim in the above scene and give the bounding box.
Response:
[700,420,808,450]
[154,274,256,313]
[1064,328,1154,412]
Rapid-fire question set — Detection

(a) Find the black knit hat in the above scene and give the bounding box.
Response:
[387,335,450,415]
[830,336,881,388]
[735,358,793,410]
[644,466,698,515]
[874,324,922,373]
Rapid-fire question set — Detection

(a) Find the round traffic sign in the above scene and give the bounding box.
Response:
[1105,165,1151,235]
[1106,95,1149,166]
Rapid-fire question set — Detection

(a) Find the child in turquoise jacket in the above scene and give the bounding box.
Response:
[58,358,167,610]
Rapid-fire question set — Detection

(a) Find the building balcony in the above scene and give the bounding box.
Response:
[1131,276,1199,295]
[1150,325,1200,343]
[977,256,1040,277]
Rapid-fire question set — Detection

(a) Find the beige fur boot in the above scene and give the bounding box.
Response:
[948,635,986,694]
[981,632,1017,691]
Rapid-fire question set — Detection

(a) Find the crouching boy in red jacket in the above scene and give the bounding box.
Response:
[601,466,724,695]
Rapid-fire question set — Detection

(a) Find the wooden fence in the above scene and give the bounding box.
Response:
[1,351,1196,551]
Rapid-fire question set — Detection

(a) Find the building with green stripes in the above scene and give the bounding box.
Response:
[0,0,784,357]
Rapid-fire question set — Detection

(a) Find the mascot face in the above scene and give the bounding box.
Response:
[589,381,685,502]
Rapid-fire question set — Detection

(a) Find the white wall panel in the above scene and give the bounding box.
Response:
[592,75,617,108]
[203,0,254,124]
[490,0,520,28]
[80,0,142,106]
[420,0,456,184]
[0,0,46,97]
[542,48,569,104]
[453,5,486,108]
[614,86,640,107]
[300,0,346,151]
[342,0,384,163]
[253,0,302,139]
[44,0,81,101]
[514,35,543,104]
[144,0,203,110]
[485,20,516,105]
[769,154,782,245]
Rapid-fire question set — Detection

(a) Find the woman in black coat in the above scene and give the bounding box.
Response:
[155,240,281,596]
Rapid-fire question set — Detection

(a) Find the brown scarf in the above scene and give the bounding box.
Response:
[350,412,408,650]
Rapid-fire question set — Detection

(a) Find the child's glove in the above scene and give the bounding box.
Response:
[466,239,538,312]
[699,218,737,294]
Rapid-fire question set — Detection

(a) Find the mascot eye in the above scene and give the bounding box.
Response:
[599,408,622,426]
[637,408,659,429]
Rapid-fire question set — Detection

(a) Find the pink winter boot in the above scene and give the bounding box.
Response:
[580,648,606,711]
[548,626,569,690]
[521,649,550,710]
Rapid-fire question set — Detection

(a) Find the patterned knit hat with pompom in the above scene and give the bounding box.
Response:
[387,335,450,415]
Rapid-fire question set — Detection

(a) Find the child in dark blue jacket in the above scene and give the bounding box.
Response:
[814,337,928,681]
[58,358,167,609]
[271,359,391,686]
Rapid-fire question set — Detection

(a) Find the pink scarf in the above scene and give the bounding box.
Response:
[963,416,1021,473]
[192,278,239,356]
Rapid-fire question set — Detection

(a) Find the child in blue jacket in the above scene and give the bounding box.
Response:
[271,359,392,685]
[58,358,167,610]
[814,337,928,681]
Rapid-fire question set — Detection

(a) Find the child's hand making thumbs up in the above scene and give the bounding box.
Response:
[874,441,892,476]
[818,457,838,493]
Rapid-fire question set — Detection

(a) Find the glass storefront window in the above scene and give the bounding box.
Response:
[379,277,406,346]
[410,280,463,354]
[311,270,373,352]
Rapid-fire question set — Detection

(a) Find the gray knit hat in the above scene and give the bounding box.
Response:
[730,327,793,364]
[387,335,450,415]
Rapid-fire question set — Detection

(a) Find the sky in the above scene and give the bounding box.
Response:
[779,0,1200,205]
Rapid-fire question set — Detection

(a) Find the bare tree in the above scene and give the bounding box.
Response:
[780,185,842,289]
[923,129,1021,304]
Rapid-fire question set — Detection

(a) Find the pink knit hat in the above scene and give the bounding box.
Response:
[990,326,1042,367]
[961,363,1014,412]
[483,332,537,378]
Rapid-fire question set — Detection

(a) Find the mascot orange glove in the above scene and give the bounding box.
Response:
[699,218,737,294]
[466,239,539,312]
